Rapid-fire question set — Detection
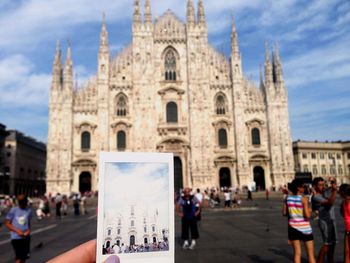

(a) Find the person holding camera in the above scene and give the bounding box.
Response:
[312,177,338,263]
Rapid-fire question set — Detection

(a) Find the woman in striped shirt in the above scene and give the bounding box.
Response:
[283,179,316,263]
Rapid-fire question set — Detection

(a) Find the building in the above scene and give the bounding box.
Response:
[104,204,167,249]
[0,123,9,193]
[46,0,295,194]
[293,141,350,184]
[3,130,46,196]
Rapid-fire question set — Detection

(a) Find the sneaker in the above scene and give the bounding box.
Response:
[182,240,189,249]
[189,240,196,250]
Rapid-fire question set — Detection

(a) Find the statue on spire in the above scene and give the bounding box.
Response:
[197,0,206,26]
[133,0,141,24]
[187,0,195,26]
[99,13,109,53]
[144,0,152,24]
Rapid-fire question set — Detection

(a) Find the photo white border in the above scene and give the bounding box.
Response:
[96,152,175,263]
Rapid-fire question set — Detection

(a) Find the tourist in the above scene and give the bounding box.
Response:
[176,187,200,250]
[312,177,338,263]
[224,189,231,208]
[54,193,63,218]
[5,194,32,263]
[340,184,350,263]
[72,193,80,216]
[283,179,316,263]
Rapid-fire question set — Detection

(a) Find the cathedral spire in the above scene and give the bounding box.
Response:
[231,15,242,80]
[260,64,264,90]
[264,42,273,85]
[187,0,195,26]
[231,15,240,60]
[99,13,109,54]
[197,0,206,26]
[133,0,141,25]
[52,40,62,89]
[144,0,152,24]
[64,41,73,87]
[272,42,284,85]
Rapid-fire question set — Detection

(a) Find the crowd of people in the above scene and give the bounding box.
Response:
[104,241,169,255]
[283,177,350,263]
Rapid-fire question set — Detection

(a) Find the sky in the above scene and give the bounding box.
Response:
[104,162,169,229]
[0,0,349,143]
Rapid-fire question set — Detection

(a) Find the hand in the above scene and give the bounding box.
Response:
[47,239,120,263]
[195,211,200,217]
[16,230,25,237]
[23,229,30,236]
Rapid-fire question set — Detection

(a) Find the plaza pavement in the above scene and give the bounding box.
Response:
[0,193,345,263]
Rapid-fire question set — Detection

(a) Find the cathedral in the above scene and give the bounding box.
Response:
[46,0,295,195]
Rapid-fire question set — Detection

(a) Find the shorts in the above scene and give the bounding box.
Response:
[11,236,30,260]
[318,219,337,245]
[288,226,314,242]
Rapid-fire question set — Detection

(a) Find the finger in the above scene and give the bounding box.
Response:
[47,239,97,263]
[103,255,121,263]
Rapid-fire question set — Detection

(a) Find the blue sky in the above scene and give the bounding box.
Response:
[0,0,349,143]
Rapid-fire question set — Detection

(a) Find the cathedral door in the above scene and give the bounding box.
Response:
[174,157,183,191]
[253,166,265,191]
[79,172,92,193]
[130,235,135,246]
[219,168,231,188]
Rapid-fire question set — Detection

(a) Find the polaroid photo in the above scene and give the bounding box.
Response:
[96,152,174,263]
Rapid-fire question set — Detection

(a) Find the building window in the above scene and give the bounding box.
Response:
[321,165,326,175]
[153,237,157,243]
[81,131,91,151]
[252,128,261,146]
[166,102,178,123]
[330,165,336,175]
[144,227,147,233]
[116,94,128,116]
[164,49,177,81]
[311,153,316,159]
[320,153,325,159]
[339,165,343,175]
[131,220,134,227]
[216,95,226,115]
[117,131,126,151]
[312,165,318,175]
[218,129,228,148]
[328,153,333,159]
[336,153,341,160]
[152,226,155,232]
[303,165,309,172]
[302,153,307,159]
[117,228,121,235]
[108,229,111,236]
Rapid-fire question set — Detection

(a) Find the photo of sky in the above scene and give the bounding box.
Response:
[104,162,169,229]
[0,0,349,142]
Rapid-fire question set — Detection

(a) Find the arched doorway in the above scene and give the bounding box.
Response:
[174,157,183,191]
[106,241,110,248]
[79,172,92,193]
[144,238,148,244]
[219,168,231,188]
[253,166,265,191]
[130,235,135,246]
[153,237,157,243]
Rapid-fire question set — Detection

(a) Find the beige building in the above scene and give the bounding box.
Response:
[293,141,350,184]
[46,0,295,194]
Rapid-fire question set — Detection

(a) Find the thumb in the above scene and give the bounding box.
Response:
[104,255,120,263]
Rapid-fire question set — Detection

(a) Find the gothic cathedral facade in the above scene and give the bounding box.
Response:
[46,0,295,194]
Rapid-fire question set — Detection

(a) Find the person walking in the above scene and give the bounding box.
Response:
[283,179,316,263]
[54,193,63,218]
[5,195,32,263]
[176,187,200,250]
[73,193,80,216]
[312,177,338,263]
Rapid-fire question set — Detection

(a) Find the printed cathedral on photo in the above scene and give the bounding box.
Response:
[46,0,294,195]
